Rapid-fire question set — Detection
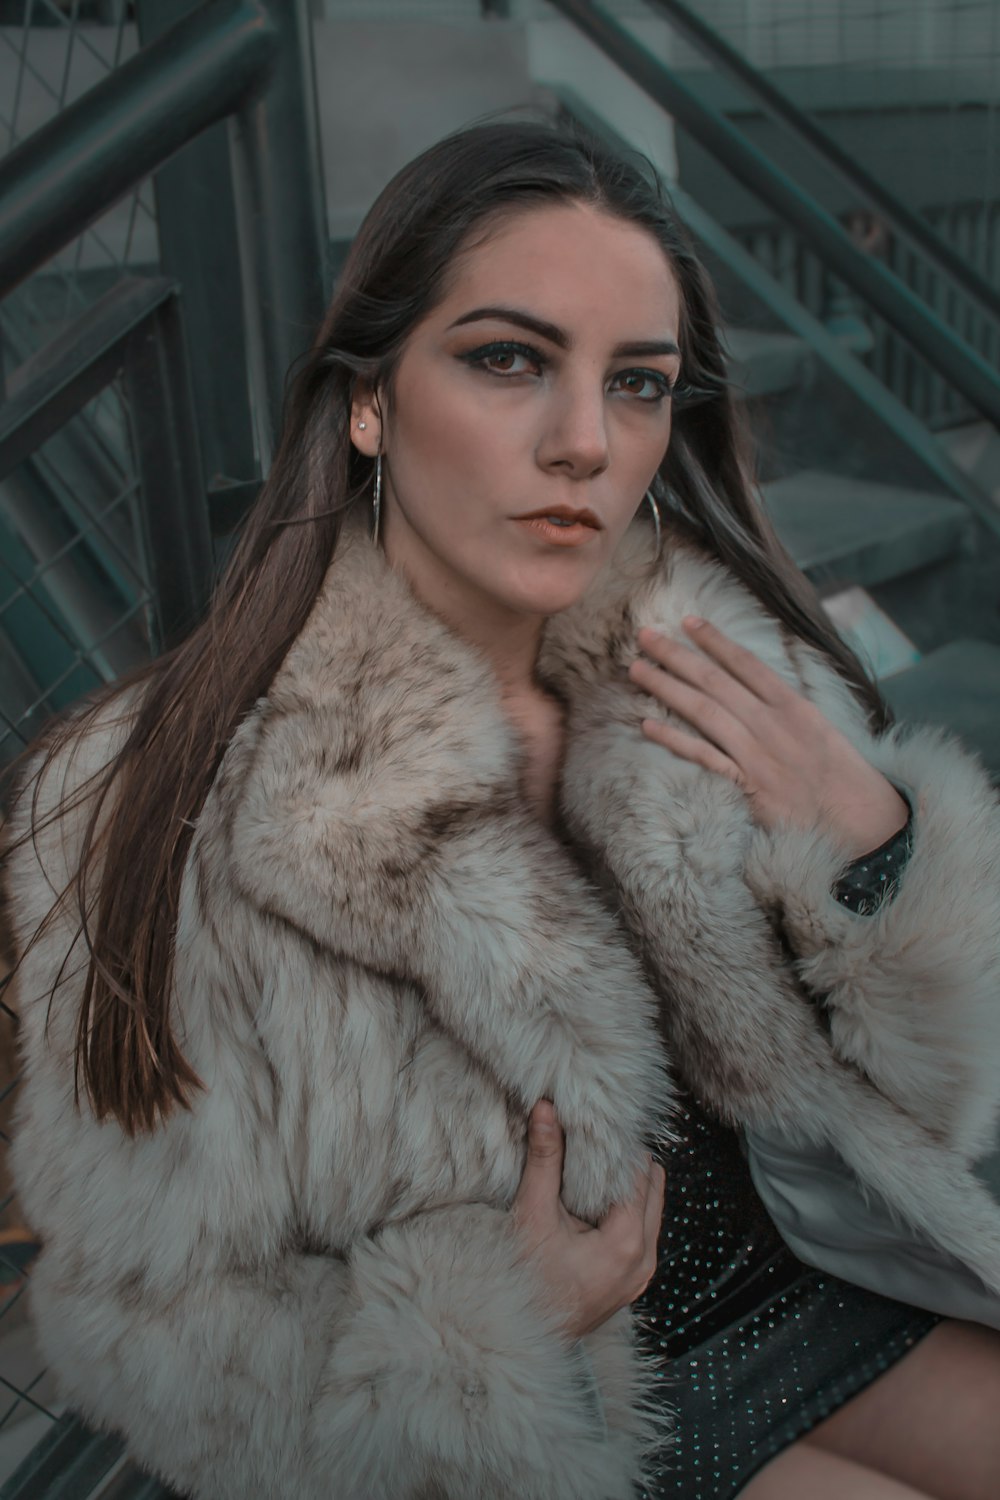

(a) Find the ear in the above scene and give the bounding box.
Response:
[349,380,382,458]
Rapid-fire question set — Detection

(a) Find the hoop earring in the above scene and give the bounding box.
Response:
[645,487,662,557]
[372,452,382,546]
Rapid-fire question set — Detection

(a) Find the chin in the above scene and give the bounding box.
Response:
[495,567,599,619]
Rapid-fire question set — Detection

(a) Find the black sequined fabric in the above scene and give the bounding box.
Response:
[635,1086,942,1498]
[833,808,914,916]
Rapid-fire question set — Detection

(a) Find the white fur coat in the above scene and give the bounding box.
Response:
[8,502,1000,1500]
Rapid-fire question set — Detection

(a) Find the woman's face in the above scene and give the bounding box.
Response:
[350,200,683,624]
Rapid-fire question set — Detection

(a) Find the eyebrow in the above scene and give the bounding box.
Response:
[446,305,681,359]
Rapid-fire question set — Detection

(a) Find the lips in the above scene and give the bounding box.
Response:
[514,505,603,529]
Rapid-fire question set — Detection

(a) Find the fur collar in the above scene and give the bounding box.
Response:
[225,500,1000,1294]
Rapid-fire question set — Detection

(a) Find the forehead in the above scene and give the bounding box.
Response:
[436,201,682,338]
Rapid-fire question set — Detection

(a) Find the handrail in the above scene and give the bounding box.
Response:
[547,0,1000,433]
[0,0,327,448]
[0,0,271,301]
[644,0,1000,328]
[0,276,216,651]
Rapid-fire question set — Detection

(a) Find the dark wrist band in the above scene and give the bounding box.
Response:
[834,802,914,916]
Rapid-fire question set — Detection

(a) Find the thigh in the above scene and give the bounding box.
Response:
[737,1442,933,1499]
[802,1318,1000,1500]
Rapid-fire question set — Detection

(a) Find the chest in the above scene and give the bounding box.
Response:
[506,695,567,831]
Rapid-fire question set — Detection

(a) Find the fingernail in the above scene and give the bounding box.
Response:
[683,615,705,630]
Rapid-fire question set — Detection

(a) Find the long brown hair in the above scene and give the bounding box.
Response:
[7,115,888,1136]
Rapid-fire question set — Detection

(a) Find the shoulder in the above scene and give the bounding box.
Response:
[5,684,144,948]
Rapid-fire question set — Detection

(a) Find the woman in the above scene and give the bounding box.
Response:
[6,119,1000,1500]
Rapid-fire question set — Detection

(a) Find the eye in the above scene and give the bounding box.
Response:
[611,369,676,403]
[460,340,545,377]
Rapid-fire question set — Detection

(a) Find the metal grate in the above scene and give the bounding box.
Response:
[0,401,152,768]
[0,4,155,351]
[0,10,155,1475]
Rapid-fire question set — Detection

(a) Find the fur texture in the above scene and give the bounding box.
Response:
[8,502,1000,1498]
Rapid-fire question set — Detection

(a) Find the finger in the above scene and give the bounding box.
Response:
[634,629,763,726]
[597,1154,655,1235]
[642,1163,666,1249]
[630,659,752,762]
[635,1166,666,1296]
[640,718,746,788]
[679,617,796,707]
[514,1101,565,1216]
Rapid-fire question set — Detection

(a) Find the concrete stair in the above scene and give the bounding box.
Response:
[761,470,973,590]
[758,469,998,773]
[880,641,1000,780]
[723,327,813,398]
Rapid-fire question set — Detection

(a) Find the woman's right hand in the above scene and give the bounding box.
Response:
[510,1099,666,1340]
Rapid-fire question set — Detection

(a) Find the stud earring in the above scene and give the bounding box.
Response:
[358,421,366,429]
[645,487,662,557]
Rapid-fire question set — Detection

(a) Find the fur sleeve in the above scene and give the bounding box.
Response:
[743,715,1000,1165]
[16,1139,640,1500]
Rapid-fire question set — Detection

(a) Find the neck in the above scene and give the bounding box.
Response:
[382,512,549,703]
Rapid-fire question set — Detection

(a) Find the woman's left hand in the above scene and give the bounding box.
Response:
[627,616,909,862]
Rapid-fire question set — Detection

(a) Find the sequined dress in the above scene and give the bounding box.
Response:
[635,811,943,1499]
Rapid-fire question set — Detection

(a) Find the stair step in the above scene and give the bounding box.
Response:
[879,640,1000,779]
[762,470,971,590]
[723,327,812,398]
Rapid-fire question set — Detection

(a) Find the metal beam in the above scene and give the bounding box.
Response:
[0,278,179,481]
[136,0,259,498]
[553,84,1000,537]
[227,0,329,458]
[121,293,216,649]
[0,277,215,651]
[0,0,276,302]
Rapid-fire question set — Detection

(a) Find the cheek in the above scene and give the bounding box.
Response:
[613,405,672,498]
[391,372,499,505]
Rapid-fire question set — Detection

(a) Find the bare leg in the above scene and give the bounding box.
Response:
[802,1318,1000,1500]
[737,1443,934,1498]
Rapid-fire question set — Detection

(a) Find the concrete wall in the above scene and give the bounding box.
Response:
[313,14,678,239]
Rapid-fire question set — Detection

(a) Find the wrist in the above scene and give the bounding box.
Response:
[834,790,911,863]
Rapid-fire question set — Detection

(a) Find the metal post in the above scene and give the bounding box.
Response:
[122,291,216,650]
[136,0,260,498]
[228,0,329,463]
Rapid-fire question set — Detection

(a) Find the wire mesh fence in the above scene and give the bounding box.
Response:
[0,14,162,1482]
[0,377,156,1482]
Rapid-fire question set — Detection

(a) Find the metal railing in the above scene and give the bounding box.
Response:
[0,3,326,1489]
[643,0,1000,330]
[551,82,1000,535]
[547,0,1000,437]
[735,200,1000,431]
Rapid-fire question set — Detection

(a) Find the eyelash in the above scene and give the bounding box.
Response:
[460,340,677,404]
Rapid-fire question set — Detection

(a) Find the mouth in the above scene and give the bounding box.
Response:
[513,506,603,530]
[512,511,603,548]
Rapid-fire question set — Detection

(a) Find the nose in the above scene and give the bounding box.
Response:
[536,374,610,481]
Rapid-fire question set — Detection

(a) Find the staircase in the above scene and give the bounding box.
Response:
[541,71,1000,782]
